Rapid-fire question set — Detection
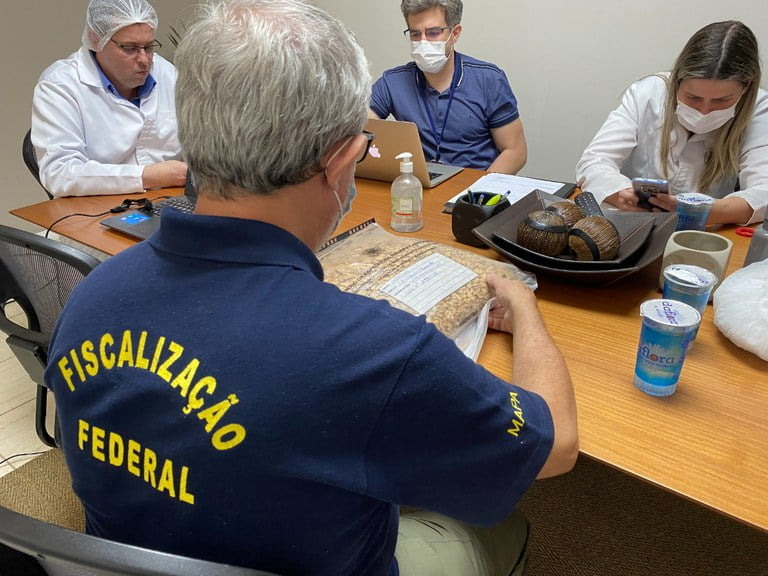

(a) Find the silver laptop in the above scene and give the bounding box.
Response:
[357,119,464,188]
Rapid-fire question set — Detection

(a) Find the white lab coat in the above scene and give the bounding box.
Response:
[576,74,768,225]
[31,46,181,198]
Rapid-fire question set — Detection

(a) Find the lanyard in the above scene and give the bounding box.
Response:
[418,52,461,163]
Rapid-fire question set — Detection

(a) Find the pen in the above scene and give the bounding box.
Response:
[478,194,486,205]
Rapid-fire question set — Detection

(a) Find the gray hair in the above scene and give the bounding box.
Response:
[82,0,158,51]
[175,0,371,199]
[400,0,462,27]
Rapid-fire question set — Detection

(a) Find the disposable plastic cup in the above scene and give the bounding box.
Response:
[634,299,701,397]
[661,264,717,343]
[675,193,714,231]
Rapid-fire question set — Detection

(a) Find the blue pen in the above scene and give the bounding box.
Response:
[478,194,486,205]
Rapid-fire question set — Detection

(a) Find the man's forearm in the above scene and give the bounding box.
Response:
[511,307,578,477]
[487,147,526,175]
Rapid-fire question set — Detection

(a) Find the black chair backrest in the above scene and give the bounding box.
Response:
[22,129,53,199]
[0,224,100,347]
[0,504,277,576]
[0,225,102,446]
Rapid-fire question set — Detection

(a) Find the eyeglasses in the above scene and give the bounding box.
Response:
[403,26,452,42]
[356,130,376,164]
[110,39,162,56]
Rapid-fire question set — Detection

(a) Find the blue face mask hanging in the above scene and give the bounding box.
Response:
[325,135,358,230]
[332,180,356,226]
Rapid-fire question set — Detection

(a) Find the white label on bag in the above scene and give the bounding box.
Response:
[380,253,477,314]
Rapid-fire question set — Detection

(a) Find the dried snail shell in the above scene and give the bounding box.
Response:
[568,215,621,261]
[545,201,585,229]
[517,210,569,257]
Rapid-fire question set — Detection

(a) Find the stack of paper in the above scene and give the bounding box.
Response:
[444,173,575,213]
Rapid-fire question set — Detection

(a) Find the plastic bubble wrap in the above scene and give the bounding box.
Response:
[713,259,768,361]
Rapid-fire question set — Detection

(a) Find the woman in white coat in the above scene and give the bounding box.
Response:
[576,20,767,226]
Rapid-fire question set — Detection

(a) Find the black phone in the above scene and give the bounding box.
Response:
[632,178,669,210]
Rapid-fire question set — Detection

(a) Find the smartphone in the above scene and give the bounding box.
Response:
[632,178,669,210]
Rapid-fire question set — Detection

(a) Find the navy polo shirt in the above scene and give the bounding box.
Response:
[371,52,520,170]
[46,209,554,576]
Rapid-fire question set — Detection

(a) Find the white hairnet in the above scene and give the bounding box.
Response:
[82,0,159,52]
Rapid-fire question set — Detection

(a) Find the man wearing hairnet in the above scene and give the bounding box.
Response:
[31,0,187,198]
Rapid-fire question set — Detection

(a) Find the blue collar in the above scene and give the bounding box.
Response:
[91,51,157,107]
[151,210,325,281]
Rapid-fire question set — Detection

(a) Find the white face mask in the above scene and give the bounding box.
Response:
[410,40,449,74]
[675,100,738,134]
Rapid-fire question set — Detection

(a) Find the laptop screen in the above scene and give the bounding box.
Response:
[357,119,462,188]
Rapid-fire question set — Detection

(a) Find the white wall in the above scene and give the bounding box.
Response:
[2,1,767,228]
[315,0,768,184]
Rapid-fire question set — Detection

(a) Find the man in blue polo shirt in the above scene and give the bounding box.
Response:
[31,0,187,198]
[45,1,578,575]
[369,0,527,174]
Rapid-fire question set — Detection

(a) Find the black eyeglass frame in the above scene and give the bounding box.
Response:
[356,130,376,164]
[109,39,163,56]
[402,26,452,42]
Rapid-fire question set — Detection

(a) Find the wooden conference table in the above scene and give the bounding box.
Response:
[11,169,768,533]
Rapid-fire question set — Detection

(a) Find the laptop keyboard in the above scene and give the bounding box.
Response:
[152,196,195,215]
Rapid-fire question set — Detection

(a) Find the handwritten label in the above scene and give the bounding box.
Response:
[380,253,477,314]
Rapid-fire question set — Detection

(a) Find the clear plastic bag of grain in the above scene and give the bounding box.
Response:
[318,220,537,354]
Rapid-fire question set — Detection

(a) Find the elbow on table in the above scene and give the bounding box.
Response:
[538,426,580,479]
[40,171,66,199]
[44,174,81,199]
[557,431,580,474]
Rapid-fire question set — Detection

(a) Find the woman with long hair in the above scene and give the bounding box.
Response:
[576,20,767,225]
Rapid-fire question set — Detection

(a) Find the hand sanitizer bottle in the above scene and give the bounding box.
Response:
[391,152,423,232]
[743,220,768,266]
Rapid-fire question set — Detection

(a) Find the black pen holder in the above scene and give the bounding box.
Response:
[451,193,511,247]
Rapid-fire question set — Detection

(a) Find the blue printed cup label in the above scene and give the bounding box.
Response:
[662,264,717,315]
[676,193,715,207]
[662,285,708,313]
[635,326,691,388]
[634,300,700,395]
[675,193,714,231]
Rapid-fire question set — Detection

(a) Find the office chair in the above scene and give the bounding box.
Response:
[0,224,101,447]
[0,504,278,576]
[22,129,53,199]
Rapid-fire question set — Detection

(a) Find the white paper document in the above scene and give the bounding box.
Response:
[444,173,570,212]
[380,253,477,315]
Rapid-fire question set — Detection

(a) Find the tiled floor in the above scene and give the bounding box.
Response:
[0,301,51,478]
